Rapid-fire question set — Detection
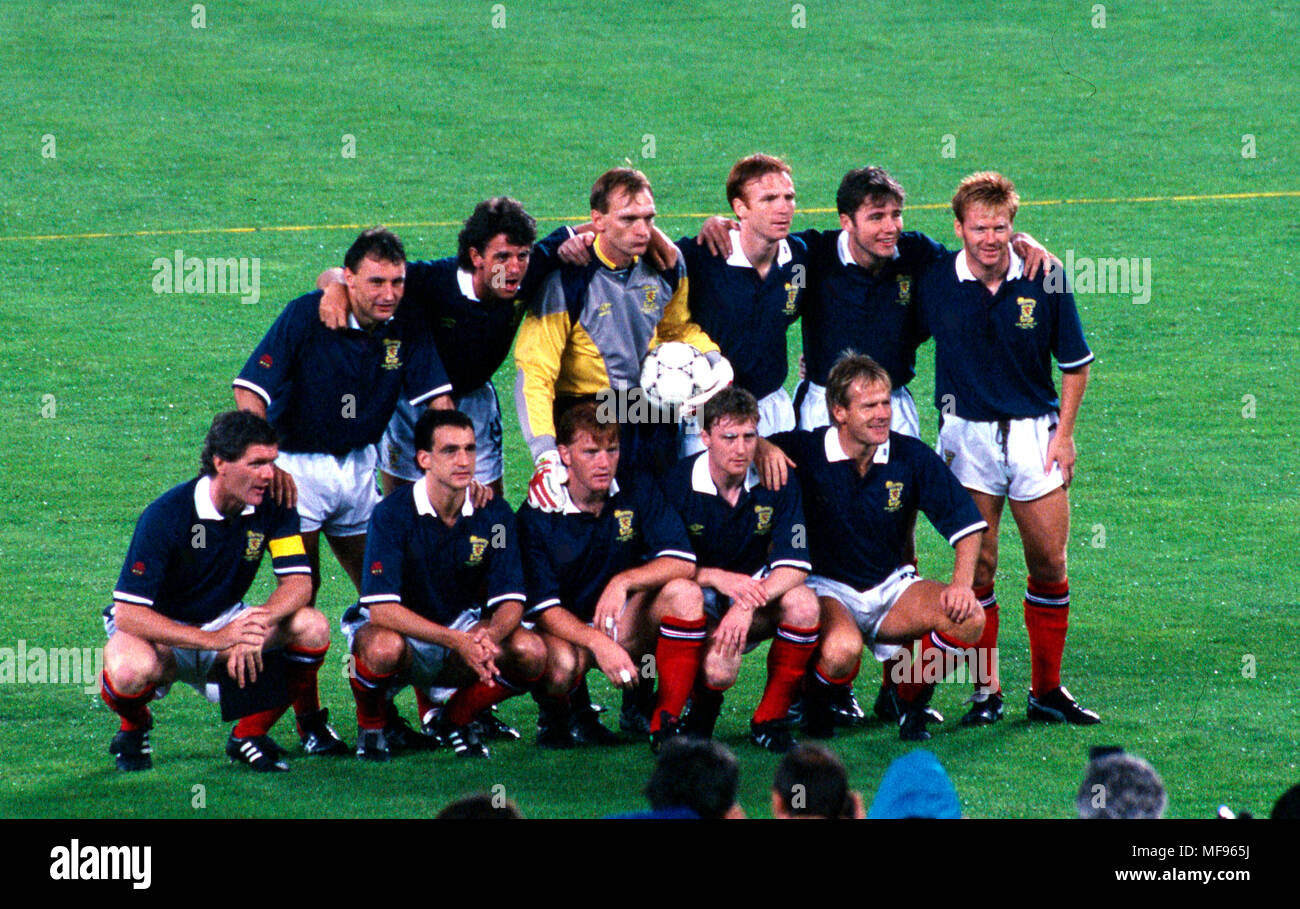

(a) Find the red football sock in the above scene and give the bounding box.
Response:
[896,630,965,705]
[414,688,440,724]
[349,653,396,730]
[972,584,1001,697]
[444,666,540,726]
[286,643,327,719]
[101,671,154,732]
[753,624,819,725]
[649,616,707,732]
[233,705,287,739]
[1024,577,1070,696]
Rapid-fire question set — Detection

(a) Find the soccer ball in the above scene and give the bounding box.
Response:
[640,342,710,410]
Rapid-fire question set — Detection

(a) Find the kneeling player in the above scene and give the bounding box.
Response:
[518,402,706,752]
[661,387,820,752]
[343,410,545,760]
[101,411,345,772]
[757,354,988,741]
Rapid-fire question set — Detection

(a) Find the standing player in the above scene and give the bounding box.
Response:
[516,167,731,504]
[100,411,345,772]
[342,409,546,760]
[914,172,1098,726]
[517,402,707,751]
[660,387,820,752]
[673,154,810,453]
[756,354,988,741]
[232,228,452,607]
[315,198,567,497]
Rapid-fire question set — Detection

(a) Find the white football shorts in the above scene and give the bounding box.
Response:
[104,600,250,703]
[807,566,922,661]
[936,412,1064,501]
[277,446,380,537]
[341,602,482,689]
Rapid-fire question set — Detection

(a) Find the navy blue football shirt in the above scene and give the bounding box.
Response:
[357,481,524,627]
[399,227,572,394]
[233,291,452,456]
[798,229,947,389]
[661,452,811,576]
[110,475,311,626]
[517,473,695,623]
[914,249,1094,421]
[767,427,986,590]
[676,231,809,399]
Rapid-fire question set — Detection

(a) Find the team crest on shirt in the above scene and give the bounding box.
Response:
[614,509,636,542]
[382,340,403,369]
[596,302,612,318]
[943,450,955,467]
[884,481,904,512]
[467,536,489,566]
[131,560,146,576]
[783,282,799,315]
[641,285,658,313]
[243,531,265,561]
[687,523,705,537]
[753,505,774,534]
[1015,297,1037,329]
[896,277,911,305]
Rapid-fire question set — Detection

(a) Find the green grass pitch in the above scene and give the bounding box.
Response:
[1,0,1296,819]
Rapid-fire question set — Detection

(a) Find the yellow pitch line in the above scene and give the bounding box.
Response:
[6,190,1297,243]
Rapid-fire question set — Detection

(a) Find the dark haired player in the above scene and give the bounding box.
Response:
[101,411,345,772]
[660,387,820,752]
[517,402,706,751]
[233,227,452,612]
[315,197,568,497]
[342,409,546,760]
[914,171,1098,726]
[756,354,987,741]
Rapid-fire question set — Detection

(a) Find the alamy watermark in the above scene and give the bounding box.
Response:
[151,249,261,304]
[0,640,104,694]
[596,386,683,425]
[1045,250,1152,305]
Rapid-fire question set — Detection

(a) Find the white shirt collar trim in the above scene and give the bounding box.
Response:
[726,229,793,269]
[823,427,890,464]
[414,478,474,519]
[562,478,621,515]
[195,475,254,520]
[837,229,899,268]
[690,451,759,495]
[456,267,480,302]
[955,247,1024,283]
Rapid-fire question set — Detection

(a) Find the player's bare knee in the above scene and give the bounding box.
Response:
[356,629,404,675]
[951,607,984,646]
[816,627,862,677]
[543,641,580,694]
[780,585,820,628]
[703,649,740,690]
[289,607,331,650]
[506,628,547,678]
[661,578,704,620]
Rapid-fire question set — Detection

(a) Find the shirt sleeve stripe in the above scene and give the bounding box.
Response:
[487,593,527,608]
[948,521,988,546]
[655,549,697,563]
[272,565,313,576]
[1057,353,1095,370]
[231,377,272,406]
[358,593,402,605]
[525,597,562,616]
[112,591,154,606]
[769,558,813,572]
[409,383,455,406]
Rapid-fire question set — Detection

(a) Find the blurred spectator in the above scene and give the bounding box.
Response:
[437,792,524,819]
[611,738,744,819]
[868,750,962,819]
[1270,783,1300,819]
[772,744,864,818]
[1076,752,1166,819]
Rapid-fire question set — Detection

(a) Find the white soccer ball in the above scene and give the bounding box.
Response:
[641,342,710,410]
